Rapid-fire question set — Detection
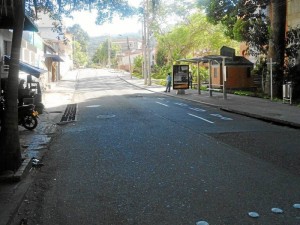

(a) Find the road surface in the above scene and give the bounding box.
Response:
[12,69,300,225]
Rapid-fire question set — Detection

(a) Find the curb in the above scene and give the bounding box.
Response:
[220,107,300,129]
[0,158,32,183]
[120,76,300,129]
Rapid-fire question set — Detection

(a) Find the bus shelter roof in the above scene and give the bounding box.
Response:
[177,57,208,64]
[177,55,233,64]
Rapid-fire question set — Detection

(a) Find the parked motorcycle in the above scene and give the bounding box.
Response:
[0,97,38,130]
[18,104,39,130]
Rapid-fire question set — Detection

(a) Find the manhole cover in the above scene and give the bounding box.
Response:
[97,114,116,119]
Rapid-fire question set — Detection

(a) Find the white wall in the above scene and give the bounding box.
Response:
[288,0,300,27]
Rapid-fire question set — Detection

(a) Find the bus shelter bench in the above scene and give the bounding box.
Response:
[207,84,223,92]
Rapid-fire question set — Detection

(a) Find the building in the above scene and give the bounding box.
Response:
[36,13,71,84]
[113,37,143,72]
[287,0,300,27]
[209,46,254,90]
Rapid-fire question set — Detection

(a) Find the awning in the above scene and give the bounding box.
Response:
[4,55,47,78]
[44,54,64,62]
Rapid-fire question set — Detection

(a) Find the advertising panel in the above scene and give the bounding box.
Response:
[173,65,189,89]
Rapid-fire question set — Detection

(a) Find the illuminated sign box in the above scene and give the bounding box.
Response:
[173,65,189,89]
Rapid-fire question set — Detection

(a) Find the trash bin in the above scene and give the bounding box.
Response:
[283,82,292,104]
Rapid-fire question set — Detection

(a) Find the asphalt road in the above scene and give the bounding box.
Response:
[11,69,300,225]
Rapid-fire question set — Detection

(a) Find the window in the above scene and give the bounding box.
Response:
[214,67,218,78]
[4,41,12,56]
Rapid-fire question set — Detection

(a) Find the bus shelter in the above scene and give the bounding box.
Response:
[177,57,208,95]
[177,55,232,99]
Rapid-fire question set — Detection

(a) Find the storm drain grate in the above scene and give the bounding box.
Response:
[60,104,77,123]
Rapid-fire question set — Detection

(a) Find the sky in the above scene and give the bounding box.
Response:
[64,0,143,37]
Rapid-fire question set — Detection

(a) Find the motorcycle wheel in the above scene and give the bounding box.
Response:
[22,115,38,130]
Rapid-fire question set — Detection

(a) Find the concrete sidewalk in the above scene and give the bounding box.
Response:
[0,70,78,225]
[119,74,300,128]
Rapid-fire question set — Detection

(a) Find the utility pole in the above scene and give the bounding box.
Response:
[142,2,147,85]
[222,57,227,100]
[146,0,151,86]
[267,58,276,101]
[107,35,111,68]
[127,36,132,79]
[72,35,75,69]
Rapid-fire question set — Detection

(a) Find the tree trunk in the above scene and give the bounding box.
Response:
[0,0,25,172]
[266,0,287,97]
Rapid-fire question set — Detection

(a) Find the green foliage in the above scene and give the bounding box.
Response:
[155,12,239,65]
[27,0,135,24]
[199,0,270,56]
[67,24,89,67]
[67,24,89,52]
[73,41,88,67]
[152,12,239,80]
[133,56,143,74]
[92,39,119,67]
[152,65,171,79]
[233,90,268,98]
[233,19,246,42]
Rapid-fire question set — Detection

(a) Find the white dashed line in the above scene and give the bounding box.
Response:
[175,102,188,106]
[188,113,214,124]
[210,113,233,121]
[189,107,206,112]
[156,102,169,107]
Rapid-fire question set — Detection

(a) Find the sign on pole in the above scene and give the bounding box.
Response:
[173,65,189,90]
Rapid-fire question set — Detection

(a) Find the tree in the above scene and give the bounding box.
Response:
[155,13,239,64]
[73,41,89,68]
[0,0,25,171]
[133,56,143,74]
[0,0,143,172]
[198,0,287,97]
[67,24,90,54]
[268,0,287,96]
[67,24,89,67]
[92,39,119,67]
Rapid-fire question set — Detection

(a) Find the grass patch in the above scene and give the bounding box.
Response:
[232,90,268,98]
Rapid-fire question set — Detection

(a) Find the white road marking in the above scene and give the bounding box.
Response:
[156,102,169,107]
[210,113,233,121]
[175,102,188,106]
[86,105,101,108]
[189,107,206,112]
[188,113,214,124]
